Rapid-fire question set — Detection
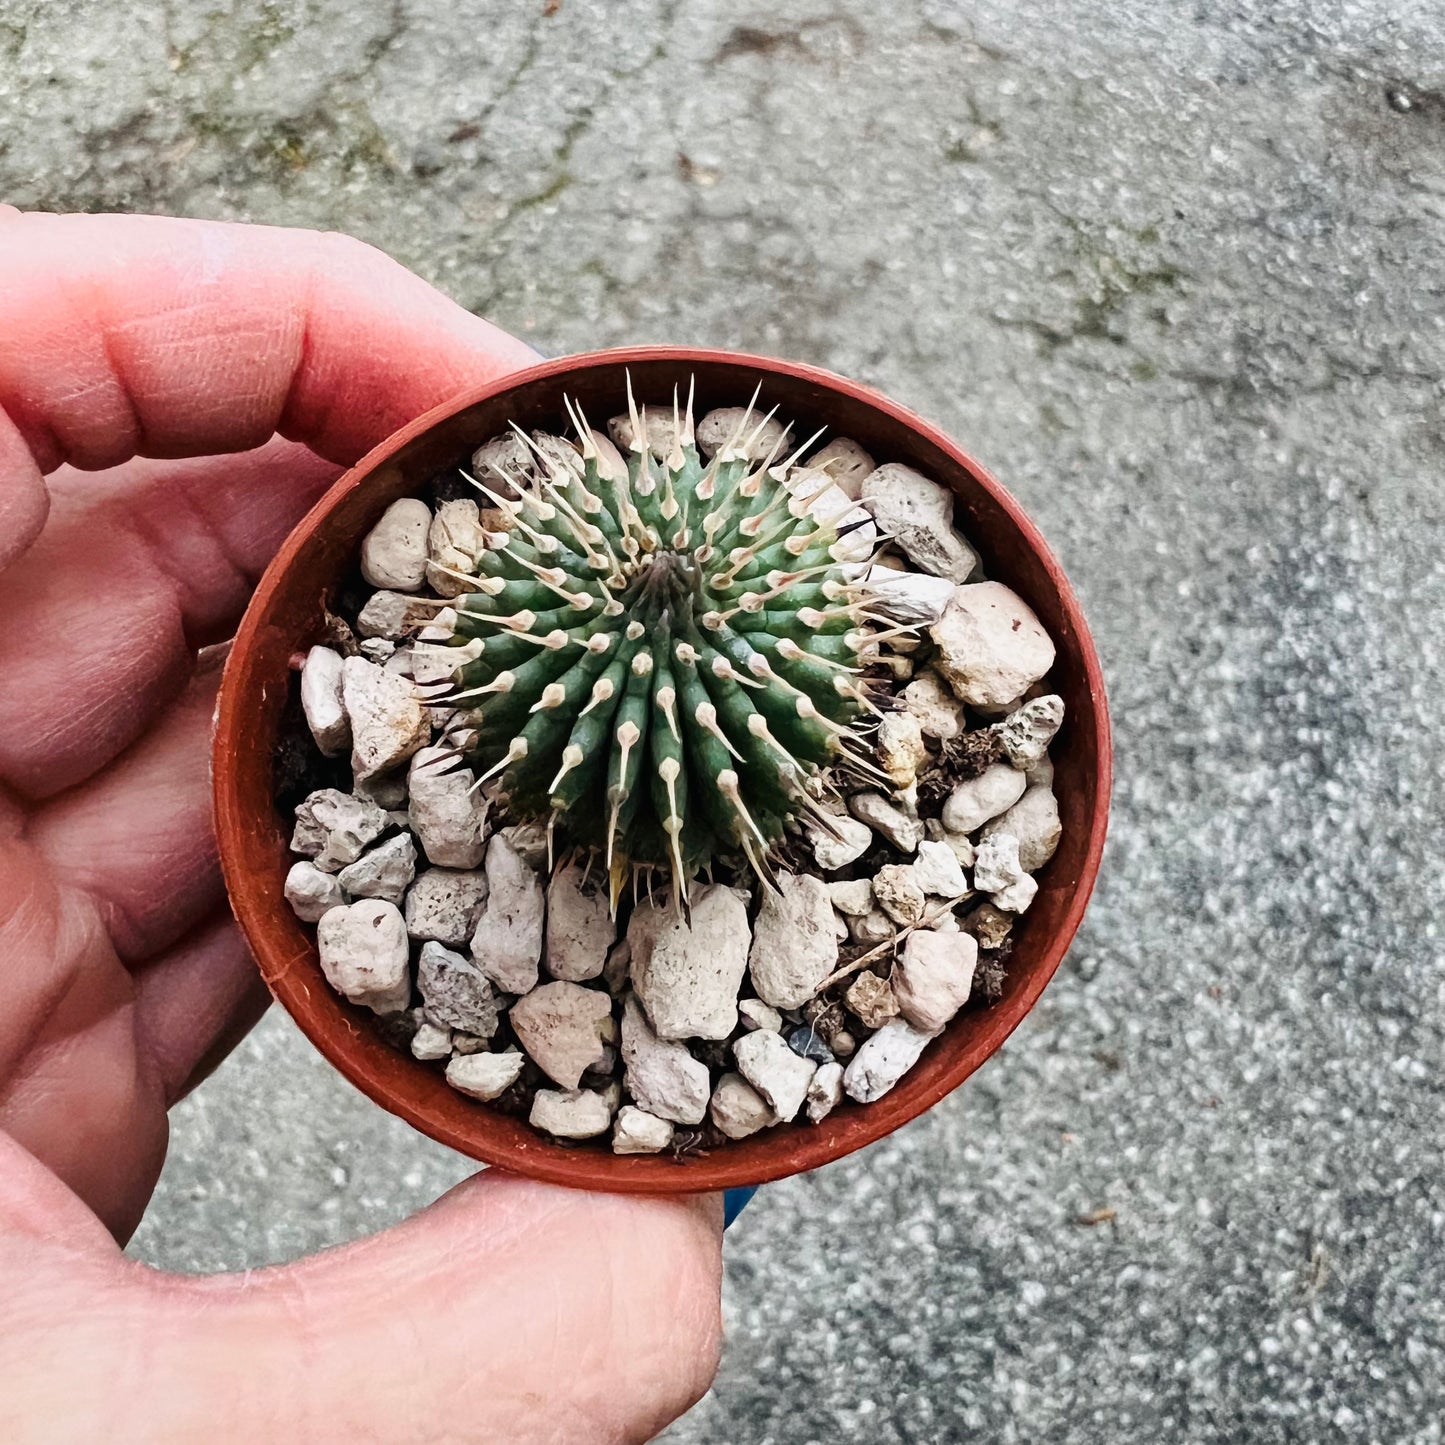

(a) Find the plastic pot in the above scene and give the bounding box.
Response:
[213,347,1111,1192]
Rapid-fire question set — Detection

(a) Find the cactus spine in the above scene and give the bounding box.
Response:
[434,384,884,907]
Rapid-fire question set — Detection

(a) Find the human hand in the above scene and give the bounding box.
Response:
[0,212,722,1444]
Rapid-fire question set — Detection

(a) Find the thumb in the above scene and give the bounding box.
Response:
[10,1172,724,1445]
[185,1173,724,1444]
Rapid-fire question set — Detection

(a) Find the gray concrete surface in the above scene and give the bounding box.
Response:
[6,0,1445,1438]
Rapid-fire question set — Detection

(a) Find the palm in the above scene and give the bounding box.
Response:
[0,444,338,1239]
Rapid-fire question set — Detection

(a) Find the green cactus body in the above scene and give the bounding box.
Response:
[437,392,879,904]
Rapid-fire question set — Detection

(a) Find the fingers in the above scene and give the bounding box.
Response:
[0,438,337,798]
[0,838,167,1243]
[131,910,269,1108]
[127,1176,723,1445]
[28,668,225,962]
[0,411,49,571]
[0,212,540,474]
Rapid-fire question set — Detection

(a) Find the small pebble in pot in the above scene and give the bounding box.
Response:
[336,832,417,905]
[843,1018,937,1104]
[612,1105,675,1155]
[787,1024,836,1067]
[806,1061,846,1123]
[992,694,1065,770]
[846,970,901,1031]
[981,784,1062,872]
[738,998,784,1033]
[410,1021,453,1061]
[807,812,874,871]
[403,867,488,947]
[361,498,432,592]
[299,645,349,756]
[873,864,927,927]
[961,902,1014,949]
[529,1087,617,1141]
[446,1050,525,1102]
[973,832,1037,913]
[930,581,1056,708]
[709,1073,778,1140]
[848,791,924,854]
[734,1029,818,1122]
[284,860,345,923]
[806,437,875,499]
[291,788,391,873]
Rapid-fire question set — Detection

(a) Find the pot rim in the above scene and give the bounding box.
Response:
[214,344,1112,1192]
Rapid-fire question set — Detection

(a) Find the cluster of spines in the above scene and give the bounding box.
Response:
[423,383,895,908]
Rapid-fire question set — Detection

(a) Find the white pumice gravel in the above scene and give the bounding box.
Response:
[612,1105,675,1155]
[806,437,875,498]
[509,981,613,1090]
[696,406,792,462]
[850,909,897,947]
[805,1061,846,1123]
[607,406,683,461]
[893,931,978,1033]
[628,884,750,1041]
[291,789,391,872]
[807,812,874,871]
[529,1087,616,1140]
[843,1019,938,1104]
[738,998,784,1032]
[445,1050,525,1101]
[543,861,614,982]
[930,581,1056,707]
[899,670,965,739]
[709,1072,779,1139]
[342,655,430,781]
[404,868,488,947]
[827,878,875,917]
[357,590,437,640]
[995,694,1065,769]
[470,834,545,995]
[863,565,958,625]
[848,791,924,853]
[876,712,928,790]
[361,498,432,591]
[872,864,928,927]
[410,1021,453,1062]
[316,899,412,1015]
[416,941,500,1036]
[911,839,970,898]
[619,996,712,1126]
[426,499,486,598]
[734,1030,817,1122]
[982,785,1062,872]
[406,746,488,869]
[300,646,350,756]
[941,762,1028,835]
[284,860,346,921]
[861,464,979,582]
[747,873,838,1011]
[283,421,1073,1153]
[336,832,417,904]
[973,832,1040,914]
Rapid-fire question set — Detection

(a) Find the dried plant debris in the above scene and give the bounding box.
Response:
[279,383,1067,1152]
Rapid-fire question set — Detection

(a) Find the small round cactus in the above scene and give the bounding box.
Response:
[432,385,885,906]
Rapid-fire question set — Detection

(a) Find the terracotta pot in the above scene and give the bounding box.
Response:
[213,347,1111,1193]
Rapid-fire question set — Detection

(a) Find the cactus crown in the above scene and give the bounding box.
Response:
[433,383,884,908]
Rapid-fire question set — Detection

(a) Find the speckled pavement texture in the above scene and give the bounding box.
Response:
[6,0,1445,1438]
